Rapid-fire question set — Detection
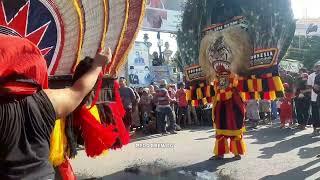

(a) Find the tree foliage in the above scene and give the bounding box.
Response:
[176,0,206,67]
[285,36,320,69]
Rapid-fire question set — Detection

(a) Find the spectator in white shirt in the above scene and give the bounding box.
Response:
[307,61,320,135]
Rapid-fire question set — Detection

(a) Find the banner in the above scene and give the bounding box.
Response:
[279,59,303,73]
[151,66,170,82]
[127,42,151,86]
[142,0,184,33]
[296,19,320,36]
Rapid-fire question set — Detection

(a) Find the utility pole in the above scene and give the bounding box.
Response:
[157,31,163,64]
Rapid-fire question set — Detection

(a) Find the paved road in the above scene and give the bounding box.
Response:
[71,122,320,180]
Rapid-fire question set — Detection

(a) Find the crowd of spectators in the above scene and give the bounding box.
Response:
[118,78,213,135]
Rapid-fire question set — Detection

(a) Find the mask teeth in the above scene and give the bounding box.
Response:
[253,50,274,61]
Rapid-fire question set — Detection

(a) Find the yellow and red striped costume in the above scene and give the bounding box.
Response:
[212,74,246,156]
[186,73,284,156]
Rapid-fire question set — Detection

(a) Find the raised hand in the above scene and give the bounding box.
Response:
[94,47,112,67]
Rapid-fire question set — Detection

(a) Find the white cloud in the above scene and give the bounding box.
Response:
[291,0,320,18]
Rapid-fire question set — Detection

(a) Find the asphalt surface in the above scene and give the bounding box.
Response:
[71,122,320,180]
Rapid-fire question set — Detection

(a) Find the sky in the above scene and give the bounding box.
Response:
[291,0,320,18]
[135,31,178,57]
[135,0,320,56]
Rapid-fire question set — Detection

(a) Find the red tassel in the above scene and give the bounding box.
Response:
[264,92,270,100]
[267,78,276,91]
[237,79,244,92]
[74,106,119,157]
[253,79,258,91]
[232,89,245,117]
[194,100,199,107]
[57,158,77,180]
[109,81,130,149]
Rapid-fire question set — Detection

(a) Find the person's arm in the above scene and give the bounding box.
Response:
[148,95,153,104]
[129,88,137,105]
[313,75,320,94]
[166,91,174,102]
[136,92,141,103]
[307,74,313,89]
[153,93,158,104]
[140,96,147,105]
[175,91,180,103]
[44,48,112,118]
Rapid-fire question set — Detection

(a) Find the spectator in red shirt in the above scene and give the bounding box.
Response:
[176,82,188,127]
[280,83,294,128]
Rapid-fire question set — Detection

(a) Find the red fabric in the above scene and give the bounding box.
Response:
[57,158,77,180]
[216,135,227,156]
[220,92,226,100]
[109,81,130,148]
[2,82,38,95]
[0,35,48,95]
[232,89,245,117]
[264,92,270,100]
[226,100,237,130]
[214,90,245,131]
[214,101,221,128]
[194,100,199,107]
[74,106,119,157]
[237,80,244,91]
[253,79,258,91]
[280,92,293,124]
[176,89,188,107]
[230,136,245,155]
[267,78,275,91]
[207,98,212,103]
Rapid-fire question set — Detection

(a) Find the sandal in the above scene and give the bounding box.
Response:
[233,155,241,160]
[209,155,224,160]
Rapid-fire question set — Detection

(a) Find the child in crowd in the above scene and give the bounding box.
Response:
[139,88,153,132]
[271,100,278,120]
[280,83,294,128]
[276,99,281,116]
[246,99,260,128]
[259,99,272,124]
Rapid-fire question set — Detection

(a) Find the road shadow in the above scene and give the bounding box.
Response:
[187,126,212,133]
[194,135,215,141]
[258,134,320,159]
[245,122,298,145]
[95,159,236,180]
[130,133,164,143]
[298,146,320,159]
[130,127,212,143]
[261,159,320,180]
[206,129,214,133]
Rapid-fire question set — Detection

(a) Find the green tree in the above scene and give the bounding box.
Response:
[285,36,320,69]
[176,0,207,66]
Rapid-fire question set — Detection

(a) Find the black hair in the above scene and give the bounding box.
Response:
[72,56,97,106]
[66,56,95,157]
[72,57,94,84]
[178,82,185,89]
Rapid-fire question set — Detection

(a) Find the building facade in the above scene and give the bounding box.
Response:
[295,18,320,36]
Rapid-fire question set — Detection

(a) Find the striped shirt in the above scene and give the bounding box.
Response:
[154,88,171,108]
